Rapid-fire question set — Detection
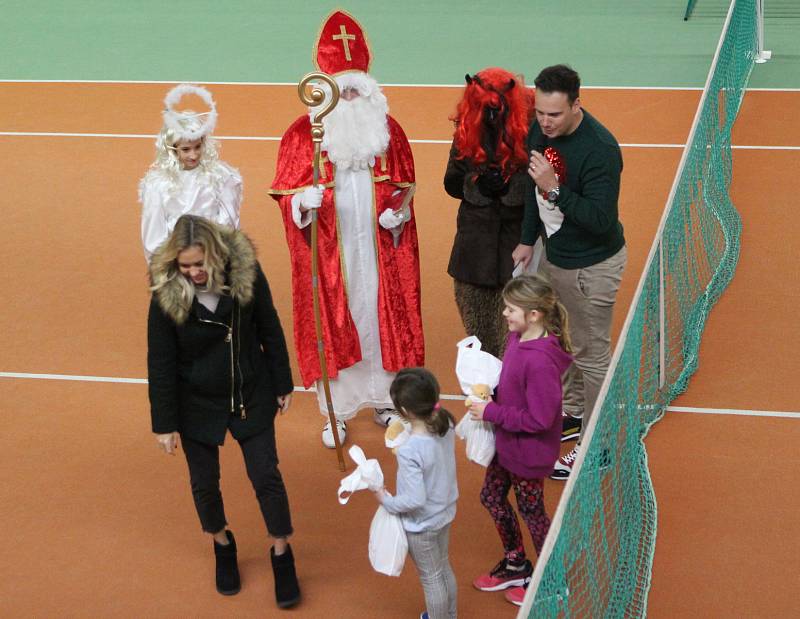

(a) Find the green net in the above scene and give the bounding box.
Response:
[524,1,760,616]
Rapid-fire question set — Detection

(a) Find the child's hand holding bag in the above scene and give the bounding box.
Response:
[368,505,408,577]
[336,445,408,576]
[454,337,502,466]
[337,445,384,504]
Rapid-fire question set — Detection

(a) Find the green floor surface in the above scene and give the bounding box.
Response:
[1,1,795,87]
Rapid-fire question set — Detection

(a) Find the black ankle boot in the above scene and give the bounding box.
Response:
[214,530,241,596]
[270,544,300,608]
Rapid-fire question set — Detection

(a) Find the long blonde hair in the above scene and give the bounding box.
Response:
[149,215,230,305]
[149,111,221,179]
[503,274,572,353]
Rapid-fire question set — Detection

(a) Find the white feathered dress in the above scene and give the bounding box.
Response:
[139,162,242,262]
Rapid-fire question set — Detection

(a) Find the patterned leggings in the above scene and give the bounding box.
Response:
[453,280,508,359]
[480,460,550,564]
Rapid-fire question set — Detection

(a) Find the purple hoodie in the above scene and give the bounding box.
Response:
[483,332,573,478]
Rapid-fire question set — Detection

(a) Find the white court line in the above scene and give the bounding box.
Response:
[0,131,448,144]
[1,132,798,151]
[732,144,800,151]
[742,87,800,92]
[668,406,800,419]
[0,79,705,90]
[0,132,165,139]
[3,79,799,92]
[4,79,800,93]
[2,371,798,418]
[0,372,146,384]
[0,132,282,141]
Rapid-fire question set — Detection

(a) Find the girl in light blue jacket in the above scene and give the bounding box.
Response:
[373,368,459,619]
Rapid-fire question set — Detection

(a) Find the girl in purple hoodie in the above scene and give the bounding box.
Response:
[467,274,573,607]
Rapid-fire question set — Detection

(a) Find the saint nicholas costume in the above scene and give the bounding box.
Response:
[269,11,424,422]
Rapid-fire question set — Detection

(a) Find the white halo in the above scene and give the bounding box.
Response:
[162,83,218,141]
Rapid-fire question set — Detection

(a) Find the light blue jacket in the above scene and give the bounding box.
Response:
[381,429,458,533]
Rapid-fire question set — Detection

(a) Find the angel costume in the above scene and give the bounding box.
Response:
[140,164,241,261]
[139,84,242,262]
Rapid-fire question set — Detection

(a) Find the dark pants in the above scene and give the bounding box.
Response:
[181,427,293,538]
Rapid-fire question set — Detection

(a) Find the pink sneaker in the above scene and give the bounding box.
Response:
[504,585,528,606]
[472,558,532,592]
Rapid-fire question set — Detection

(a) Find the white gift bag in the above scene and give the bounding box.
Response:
[455,336,502,466]
[337,445,384,505]
[368,505,408,577]
[455,336,503,395]
[455,413,496,467]
[512,237,544,278]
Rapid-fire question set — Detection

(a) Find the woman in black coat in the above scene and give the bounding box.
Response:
[147,214,299,608]
[445,68,534,357]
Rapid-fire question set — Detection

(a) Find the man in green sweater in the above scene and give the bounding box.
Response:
[512,64,626,480]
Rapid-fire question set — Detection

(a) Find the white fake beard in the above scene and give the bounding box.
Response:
[319,93,390,171]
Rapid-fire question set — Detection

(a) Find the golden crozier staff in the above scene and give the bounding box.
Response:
[297,72,345,470]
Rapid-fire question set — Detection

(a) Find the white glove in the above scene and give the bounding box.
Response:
[299,185,324,211]
[378,208,406,230]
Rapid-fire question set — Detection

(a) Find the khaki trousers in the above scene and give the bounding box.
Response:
[539,246,627,438]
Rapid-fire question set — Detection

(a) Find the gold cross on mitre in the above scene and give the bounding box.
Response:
[332,24,356,61]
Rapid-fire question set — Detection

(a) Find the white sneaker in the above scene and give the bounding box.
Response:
[373,408,400,427]
[321,419,347,449]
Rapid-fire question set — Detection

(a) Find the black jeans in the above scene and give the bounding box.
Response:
[181,427,293,538]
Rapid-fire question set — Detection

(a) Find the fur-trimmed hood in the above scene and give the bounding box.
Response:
[149,227,257,325]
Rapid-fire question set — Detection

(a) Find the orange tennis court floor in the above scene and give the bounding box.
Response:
[1,83,798,618]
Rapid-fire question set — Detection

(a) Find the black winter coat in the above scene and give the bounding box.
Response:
[444,145,527,288]
[148,253,293,445]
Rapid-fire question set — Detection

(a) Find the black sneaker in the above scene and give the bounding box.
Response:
[561,412,582,442]
[473,558,533,591]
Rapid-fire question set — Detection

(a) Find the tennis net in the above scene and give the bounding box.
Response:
[521,1,763,616]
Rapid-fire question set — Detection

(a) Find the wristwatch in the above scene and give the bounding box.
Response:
[546,186,561,203]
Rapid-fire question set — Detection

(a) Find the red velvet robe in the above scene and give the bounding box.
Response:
[269,114,424,388]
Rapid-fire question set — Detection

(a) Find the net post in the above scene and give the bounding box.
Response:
[658,240,666,388]
[683,0,699,21]
[756,0,772,63]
